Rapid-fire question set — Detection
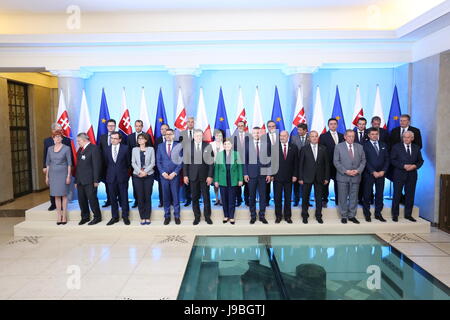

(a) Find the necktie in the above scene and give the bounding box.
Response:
[360,132,363,142]
[189,130,192,140]
[301,136,305,145]
[271,133,276,145]
[256,141,259,156]
[313,145,317,161]
[283,144,287,160]
[402,128,405,137]
[332,132,338,145]
[349,144,354,159]
[108,134,111,146]
[373,141,379,155]
[167,144,171,157]
[240,133,244,145]
[113,146,118,162]
[407,144,411,156]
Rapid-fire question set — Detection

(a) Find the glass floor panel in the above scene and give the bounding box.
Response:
[177,235,450,300]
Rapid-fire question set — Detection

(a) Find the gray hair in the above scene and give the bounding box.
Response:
[193,129,203,135]
[344,129,355,136]
[77,132,90,141]
[51,123,62,130]
[187,116,195,121]
[403,130,415,138]
[309,130,319,137]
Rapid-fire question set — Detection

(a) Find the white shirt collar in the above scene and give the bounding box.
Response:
[346,142,353,149]
[84,142,91,149]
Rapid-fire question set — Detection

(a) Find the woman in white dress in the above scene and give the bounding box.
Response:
[209,129,225,206]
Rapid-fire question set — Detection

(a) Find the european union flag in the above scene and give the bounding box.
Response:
[387,85,402,133]
[331,86,347,134]
[271,86,285,131]
[214,87,230,137]
[96,88,110,142]
[154,88,168,139]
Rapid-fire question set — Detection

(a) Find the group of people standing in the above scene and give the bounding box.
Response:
[43,113,423,226]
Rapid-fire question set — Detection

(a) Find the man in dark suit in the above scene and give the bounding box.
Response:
[264,120,279,204]
[104,132,131,226]
[157,129,183,225]
[319,118,344,207]
[353,117,368,205]
[183,129,214,225]
[43,123,73,211]
[232,121,250,206]
[272,131,298,224]
[178,117,195,207]
[154,124,169,208]
[290,123,309,207]
[244,127,271,224]
[298,131,330,224]
[98,119,126,208]
[362,128,390,222]
[75,133,102,225]
[389,114,422,149]
[368,116,389,144]
[390,130,424,222]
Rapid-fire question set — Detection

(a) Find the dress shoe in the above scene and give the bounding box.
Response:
[230,219,235,225]
[145,220,151,225]
[223,218,229,224]
[250,217,256,224]
[322,201,328,208]
[184,201,191,207]
[140,221,146,225]
[102,201,111,208]
[175,217,181,225]
[48,205,56,211]
[205,217,213,225]
[349,217,360,224]
[193,218,200,225]
[56,221,62,225]
[275,217,282,224]
[164,218,171,225]
[123,217,130,225]
[132,202,138,208]
[106,218,119,226]
[259,217,268,224]
[158,202,163,208]
[364,216,372,222]
[302,217,308,224]
[285,218,293,224]
[61,221,67,225]
[405,216,417,222]
[316,217,324,224]
[375,215,387,222]
[341,218,347,224]
[392,216,398,222]
[79,219,90,225]
[88,219,102,225]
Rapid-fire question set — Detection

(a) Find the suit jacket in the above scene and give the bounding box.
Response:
[43,136,72,168]
[127,132,154,151]
[368,127,389,144]
[232,130,250,163]
[333,142,366,183]
[131,146,155,176]
[156,141,183,175]
[363,140,389,176]
[353,128,369,145]
[214,150,243,187]
[243,138,271,178]
[319,131,344,178]
[98,132,127,156]
[390,143,424,181]
[177,129,195,143]
[183,141,214,181]
[290,134,309,151]
[104,144,130,184]
[389,126,422,149]
[74,143,102,185]
[298,144,330,184]
[272,143,299,182]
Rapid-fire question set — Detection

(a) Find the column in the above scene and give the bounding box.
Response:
[169,68,201,119]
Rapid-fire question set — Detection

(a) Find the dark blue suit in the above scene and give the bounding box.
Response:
[390,143,424,218]
[104,144,130,219]
[353,128,368,145]
[363,140,390,217]
[156,141,183,218]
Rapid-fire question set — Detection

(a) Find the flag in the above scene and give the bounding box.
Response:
[56,89,77,166]
[214,87,230,138]
[174,87,187,131]
[197,87,212,142]
[234,86,248,132]
[387,85,402,133]
[119,87,132,136]
[291,86,306,136]
[96,88,110,143]
[154,88,168,139]
[139,87,154,145]
[351,86,364,127]
[311,86,326,135]
[271,86,285,131]
[252,86,266,134]
[331,86,347,134]
[78,89,96,145]
[372,85,387,129]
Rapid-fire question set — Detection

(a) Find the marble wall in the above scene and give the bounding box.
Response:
[0,78,14,203]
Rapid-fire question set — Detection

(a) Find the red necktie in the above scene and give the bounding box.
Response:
[349,144,354,159]
[283,144,287,160]
[167,144,171,157]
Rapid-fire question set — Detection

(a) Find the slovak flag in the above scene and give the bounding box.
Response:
[291,86,307,136]
[234,86,248,132]
[196,87,212,142]
[174,87,187,131]
[311,86,326,135]
[78,89,96,145]
[119,87,133,136]
[372,85,387,129]
[252,86,266,134]
[352,85,364,127]
[139,87,155,145]
[56,90,77,166]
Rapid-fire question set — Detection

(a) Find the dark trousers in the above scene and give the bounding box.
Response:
[302,183,324,218]
[236,182,249,205]
[158,180,163,204]
[107,181,129,219]
[77,183,101,220]
[293,183,303,204]
[220,186,236,219]
[358,175,365,203]
[104,182,121,205]
[50,195,56,207]
[161,176,180,218]
[274,181,292,219]
[248,176,267,218]
[132,175,154,220]
[363,174,385,217]
[266,182,272,203]
[184,183,192,202]
[191,179,211,219]
[323,177,339,205]
[392,176,417,218]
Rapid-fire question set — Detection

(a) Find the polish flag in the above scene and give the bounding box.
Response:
[139,87,155,145]
[372,85,387,129]
[78,89,96,145]
[352,86,364,127]
[119,87,132,136]
[196,87,212,142]
[56,89,77,166]
[234,86,248,132]
[292,86,307,128]
[311,86,326,135]
[174,87,187,131]
[252,86,266,134]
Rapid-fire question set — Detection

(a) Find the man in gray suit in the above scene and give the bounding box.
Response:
[290,123,309,206]
[333,130,366,224]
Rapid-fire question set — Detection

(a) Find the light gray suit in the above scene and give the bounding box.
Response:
[131,147,155,176]
[333,142,366,219]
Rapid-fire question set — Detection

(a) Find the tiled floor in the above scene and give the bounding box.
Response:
[0,190,50,211]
